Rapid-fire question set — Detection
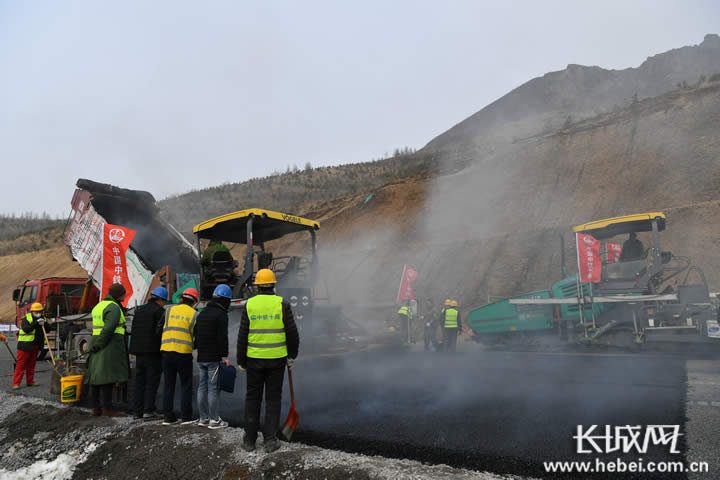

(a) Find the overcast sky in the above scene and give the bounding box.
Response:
[1,1,718,216]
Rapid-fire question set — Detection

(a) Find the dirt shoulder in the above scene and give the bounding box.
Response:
[0,393,504,480]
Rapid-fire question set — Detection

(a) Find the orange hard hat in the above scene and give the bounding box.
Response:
[181,288,199,302]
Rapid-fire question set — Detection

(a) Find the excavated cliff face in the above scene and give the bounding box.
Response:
[314,82,720,313]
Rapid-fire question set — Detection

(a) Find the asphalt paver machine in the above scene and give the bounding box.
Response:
[468,212,719,349]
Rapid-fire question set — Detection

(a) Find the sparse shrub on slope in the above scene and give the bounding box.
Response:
[159,150,435,233]
[0,214,65,241]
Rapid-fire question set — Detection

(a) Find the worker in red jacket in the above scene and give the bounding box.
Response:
[13,302,46,389]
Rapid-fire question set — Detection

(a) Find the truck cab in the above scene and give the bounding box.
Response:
[13,278,99,327]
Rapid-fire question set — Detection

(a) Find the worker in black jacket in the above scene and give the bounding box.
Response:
[237,269,299,453]
[194,284,231,429]
[129,287,167,419]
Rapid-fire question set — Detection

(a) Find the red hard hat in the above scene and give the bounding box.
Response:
[181,288,199,302]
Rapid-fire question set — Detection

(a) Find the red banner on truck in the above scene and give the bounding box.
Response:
[576,233,601,283]
[396,264,418,303]
[606,242,622,264]
[102,224,136,306]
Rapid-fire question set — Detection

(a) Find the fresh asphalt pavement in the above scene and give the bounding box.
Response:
[2,339,720,479]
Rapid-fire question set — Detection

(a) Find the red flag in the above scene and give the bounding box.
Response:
[575,233,601,283]
[102,224,136,307]
[396,264,418,303]
[607,242,622,264]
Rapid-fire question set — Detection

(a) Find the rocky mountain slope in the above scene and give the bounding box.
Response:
[425,34,720,166]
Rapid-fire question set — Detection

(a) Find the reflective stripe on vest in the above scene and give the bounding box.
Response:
[246,295,287,359]
[160,304,197,354]
[91,300,126,336]
[397,306,409,316]
[18,313,36,343]
[444,308,458,328]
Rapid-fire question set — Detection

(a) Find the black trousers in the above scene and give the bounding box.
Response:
[444,328,458,352]
[90,383,114,409]
[244,357,286,443]
[134,353,162,415]
[162,352,193,421]
[424,326,436,351]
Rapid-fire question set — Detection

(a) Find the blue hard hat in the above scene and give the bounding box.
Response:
[151,286,169,301]
[213,284,232,299]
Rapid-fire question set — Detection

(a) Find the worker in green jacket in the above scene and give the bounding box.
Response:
[202,239,230,265]
[85,283,129,417]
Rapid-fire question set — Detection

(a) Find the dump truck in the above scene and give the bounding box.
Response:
[33,179,202,399]
[468,212,718,349]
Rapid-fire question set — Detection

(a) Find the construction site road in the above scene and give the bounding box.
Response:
[2,342,720,479]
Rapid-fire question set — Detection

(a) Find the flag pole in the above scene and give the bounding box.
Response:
[574,234,586,337]
[396,264,407,305]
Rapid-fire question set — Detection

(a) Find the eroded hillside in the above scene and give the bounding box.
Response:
[309,82,720,313]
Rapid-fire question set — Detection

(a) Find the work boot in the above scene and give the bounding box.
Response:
[264,439,280,453]
[241,438,256,452]
[27,383,39,387]
[91,408,102,417]
[12,385,20,390]
[102,408,125,417]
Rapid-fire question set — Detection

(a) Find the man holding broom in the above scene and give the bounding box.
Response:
[237,269,299,453]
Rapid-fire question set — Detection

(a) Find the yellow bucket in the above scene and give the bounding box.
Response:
[60,375,84,403]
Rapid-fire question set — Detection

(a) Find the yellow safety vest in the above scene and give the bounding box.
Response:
[444,308,458,328]
[246,295,287,359]
[18,313,37,343]
[92,300,126,336]
[161,304,197,354]
[397,306,412,319]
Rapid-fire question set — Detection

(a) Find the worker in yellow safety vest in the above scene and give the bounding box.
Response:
[237,269,300,453]
[397,303,413,343]
[12,302,46,389]
[160,287,199,425]
[441,300,462,353]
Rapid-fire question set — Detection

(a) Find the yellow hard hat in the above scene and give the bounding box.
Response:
[30,303,44,312]
[254,268,277,285]
[444,299,452,306]
[450,300,459,307]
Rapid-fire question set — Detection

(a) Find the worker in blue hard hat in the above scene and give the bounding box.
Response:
[129,286,169,420]
[194,284,232,428]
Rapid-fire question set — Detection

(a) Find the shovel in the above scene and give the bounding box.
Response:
[279,367,299,441]
[40,322,58,369]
